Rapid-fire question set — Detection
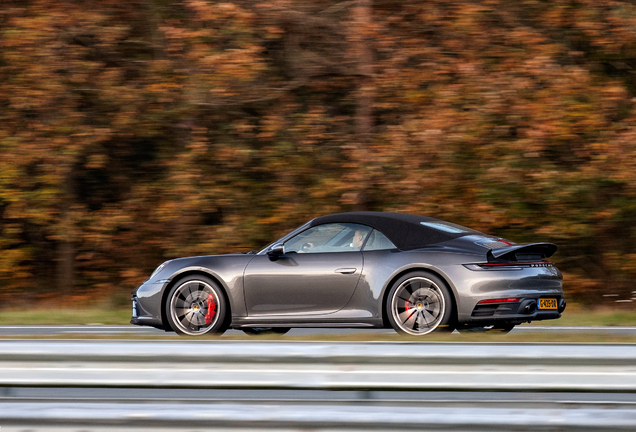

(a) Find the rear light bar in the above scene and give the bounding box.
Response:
[478,298,520,304]
[464,262,553,270]
[481,262,553,267]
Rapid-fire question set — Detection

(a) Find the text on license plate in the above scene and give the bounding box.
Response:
[538,298,557,310]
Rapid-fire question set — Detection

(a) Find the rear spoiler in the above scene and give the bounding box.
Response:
[488,242,557,261]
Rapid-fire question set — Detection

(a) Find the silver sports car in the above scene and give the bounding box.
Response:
[131,212,565,336]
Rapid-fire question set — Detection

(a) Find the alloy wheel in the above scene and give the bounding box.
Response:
[169,279,220,335]
[390,276,446,335]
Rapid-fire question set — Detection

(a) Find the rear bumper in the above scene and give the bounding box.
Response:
[453,261,564,323]
[465,297,566,326]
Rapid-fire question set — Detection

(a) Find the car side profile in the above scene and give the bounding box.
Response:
[131,212,565,336]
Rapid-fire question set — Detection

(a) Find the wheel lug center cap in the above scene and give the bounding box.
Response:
[192,304,200,311]
[417,303,423,309]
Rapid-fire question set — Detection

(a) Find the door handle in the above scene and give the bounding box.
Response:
[335,268,357,274]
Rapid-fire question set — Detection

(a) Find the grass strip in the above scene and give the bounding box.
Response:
[0,308,132,325]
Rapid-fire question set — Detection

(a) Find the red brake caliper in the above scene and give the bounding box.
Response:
[405,300,411,312]
[205,293,216,325]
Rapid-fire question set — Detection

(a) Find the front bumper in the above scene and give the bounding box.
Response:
[130,294,158,327]
[130,281,167,330]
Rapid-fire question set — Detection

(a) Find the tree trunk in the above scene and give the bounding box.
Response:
[349,0,374,210]
[56,233,75,295]
[56,172,75,295]
[354,0,374,142]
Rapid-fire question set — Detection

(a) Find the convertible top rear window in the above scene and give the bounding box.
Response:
[420,221,468,234]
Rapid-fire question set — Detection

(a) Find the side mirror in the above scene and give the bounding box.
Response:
[267,243,285,260]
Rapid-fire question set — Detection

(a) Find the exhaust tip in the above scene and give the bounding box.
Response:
[524,302,537,314]
[558,299,566,313]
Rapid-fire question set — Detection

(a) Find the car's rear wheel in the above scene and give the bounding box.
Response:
[387,272,455,336]
[166,275,228,336]
[242,327,291,336]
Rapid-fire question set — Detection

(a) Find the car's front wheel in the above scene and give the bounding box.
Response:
[387,272,455,336]
[165,275,228,336]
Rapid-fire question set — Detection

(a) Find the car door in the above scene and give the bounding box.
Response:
[243,223,371,316]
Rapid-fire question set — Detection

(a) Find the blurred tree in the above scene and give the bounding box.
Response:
[1,0,636,306]
[0,0,184,296]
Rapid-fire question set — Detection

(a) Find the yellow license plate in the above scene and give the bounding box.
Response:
[538,298,557,310]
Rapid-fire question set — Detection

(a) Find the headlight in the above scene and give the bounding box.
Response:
[150,261,170,278]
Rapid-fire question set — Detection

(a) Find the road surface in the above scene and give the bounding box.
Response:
[1,324,636,336]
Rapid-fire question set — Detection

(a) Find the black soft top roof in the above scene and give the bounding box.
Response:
[310,212,479,250]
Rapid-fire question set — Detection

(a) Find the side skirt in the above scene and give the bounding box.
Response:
[231,318,382,329]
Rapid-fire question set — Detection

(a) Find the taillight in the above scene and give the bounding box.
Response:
[477,298,520,304]
[464,262,553,270]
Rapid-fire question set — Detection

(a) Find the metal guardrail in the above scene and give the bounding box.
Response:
[1,340,636,430]
[0,340,635,391]
[2,339,636,364]
[1,402,636,431]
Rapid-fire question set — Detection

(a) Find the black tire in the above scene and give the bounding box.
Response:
[242,327,291,336]
[386,271,455,336]
[165,275,229,336]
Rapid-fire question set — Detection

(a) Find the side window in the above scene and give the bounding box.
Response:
[362,229,396,251]
[284,223,371,253]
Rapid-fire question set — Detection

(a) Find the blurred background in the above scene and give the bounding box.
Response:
[1,0,636,310]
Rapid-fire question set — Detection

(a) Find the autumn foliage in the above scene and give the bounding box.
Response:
[2,0,636,306]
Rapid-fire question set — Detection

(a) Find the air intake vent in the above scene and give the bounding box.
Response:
[475,238,514,249]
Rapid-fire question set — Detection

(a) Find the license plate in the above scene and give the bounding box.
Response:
[538,298,557,310]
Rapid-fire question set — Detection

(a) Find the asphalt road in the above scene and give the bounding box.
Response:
[0,324,635,336]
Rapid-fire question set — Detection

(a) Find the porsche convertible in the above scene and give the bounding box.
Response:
[131,212,565,336]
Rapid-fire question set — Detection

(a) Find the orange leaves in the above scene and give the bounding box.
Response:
[187,1,255,24]
[3,0,636,305]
